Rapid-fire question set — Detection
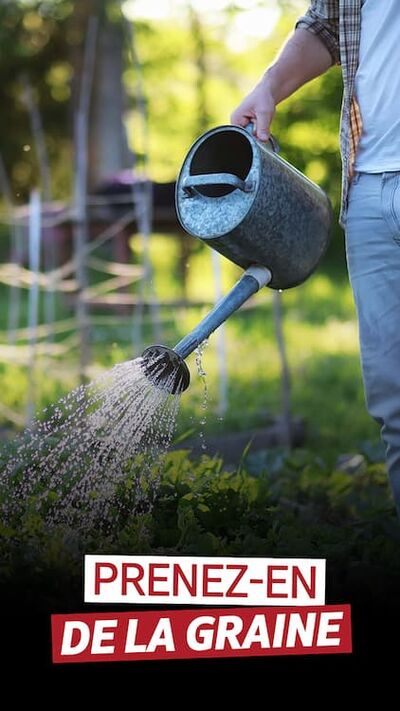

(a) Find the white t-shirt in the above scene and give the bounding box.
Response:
[353,0,400,173]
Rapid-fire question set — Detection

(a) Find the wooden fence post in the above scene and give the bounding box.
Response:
[26,189,41,424]
[272,291,293,448]
[73,16,98,383]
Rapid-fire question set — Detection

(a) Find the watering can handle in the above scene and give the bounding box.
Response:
[244,122,280,153]
[182,172,255,197]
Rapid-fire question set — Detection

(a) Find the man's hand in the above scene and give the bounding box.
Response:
[230,28,333,142]
[231,78,276,142]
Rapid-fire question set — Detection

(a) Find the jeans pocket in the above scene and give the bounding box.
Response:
[348,175,361,209]
[391,176,400,233]
[382,174,400,244]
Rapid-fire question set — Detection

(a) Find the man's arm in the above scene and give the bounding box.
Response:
[231,2,340,141]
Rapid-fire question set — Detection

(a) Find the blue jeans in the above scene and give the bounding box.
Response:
[346,171,400,515]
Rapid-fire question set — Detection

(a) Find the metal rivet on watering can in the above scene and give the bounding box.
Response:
[175,124,333,290]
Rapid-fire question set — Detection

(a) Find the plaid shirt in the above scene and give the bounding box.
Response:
[296,1,362,226]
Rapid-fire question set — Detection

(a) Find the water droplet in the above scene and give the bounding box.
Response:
[194,341,209,453]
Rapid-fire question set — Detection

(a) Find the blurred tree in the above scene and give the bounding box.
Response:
[0,0,344,260]
[68,0,132,189]
[0,0,73,201]
[188,3,210,135]
[0,0,133,200]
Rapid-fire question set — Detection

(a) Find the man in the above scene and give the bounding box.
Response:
[231,1,400,516]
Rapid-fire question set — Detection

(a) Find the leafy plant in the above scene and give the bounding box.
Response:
[1,447,400,607]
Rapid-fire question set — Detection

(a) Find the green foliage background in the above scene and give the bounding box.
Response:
[0,1,374,461]
[2,1,397,552]
[0,1,342,220]
[1,5,400,626]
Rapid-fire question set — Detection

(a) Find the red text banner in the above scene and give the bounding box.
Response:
[51,605,351,663]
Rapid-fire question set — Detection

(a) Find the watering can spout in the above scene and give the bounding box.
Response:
[141,265,271,395]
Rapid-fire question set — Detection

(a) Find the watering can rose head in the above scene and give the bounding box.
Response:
[141,345,191,395]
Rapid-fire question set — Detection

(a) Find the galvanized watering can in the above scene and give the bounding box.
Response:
[176,124,332,290]
[141,124,332,394]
